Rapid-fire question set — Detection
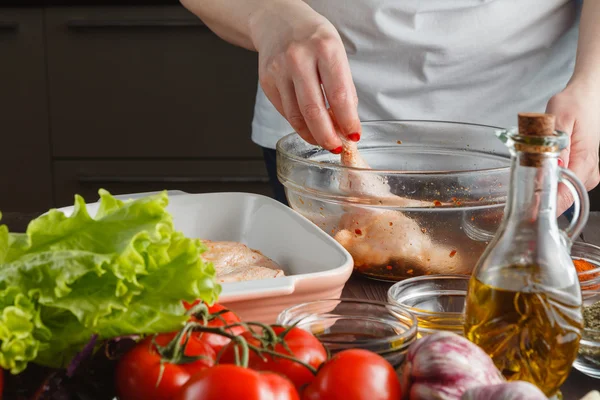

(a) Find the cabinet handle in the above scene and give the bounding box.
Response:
[66,19,208,31]
[0,21,18,32]
[77,176,270,184]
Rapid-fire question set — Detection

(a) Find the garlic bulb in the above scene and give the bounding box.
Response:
[461,382,547,400]
[401,331,505,400]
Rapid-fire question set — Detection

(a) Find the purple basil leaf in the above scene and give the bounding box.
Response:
[66,334,98,378]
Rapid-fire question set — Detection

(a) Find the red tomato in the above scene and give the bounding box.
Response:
[183,301,246,353]
[302,349,402,400]
[176,364,299,400]
[116,333,216,400]
[220,326,327,390]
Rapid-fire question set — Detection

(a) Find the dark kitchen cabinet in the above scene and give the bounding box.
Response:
[53,159,271,207]
[3,4,600,215]
[45,6,261,159]
[42,6,269,206]
[0,9,53,212]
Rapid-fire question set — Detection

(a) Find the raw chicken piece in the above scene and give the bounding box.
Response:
[334,209,468,275]
[201,240,284,283]
[330,110,431,208]
[329,110,462,275]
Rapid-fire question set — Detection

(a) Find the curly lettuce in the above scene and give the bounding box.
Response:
[0,190,220,373]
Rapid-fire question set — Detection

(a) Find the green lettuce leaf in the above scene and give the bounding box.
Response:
[0,190,220,373]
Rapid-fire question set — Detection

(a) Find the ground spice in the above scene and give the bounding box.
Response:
[583,301,600,330]
[580,301,600,364]
[574,259,600,290]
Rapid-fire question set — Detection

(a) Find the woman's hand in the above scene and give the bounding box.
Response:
[249,0,361,152]
[546,81,600,214]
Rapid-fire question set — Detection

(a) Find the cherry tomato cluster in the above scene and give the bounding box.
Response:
[116,301,402,400]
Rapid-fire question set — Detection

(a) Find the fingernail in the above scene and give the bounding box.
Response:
[347,133,361,142]
[331,146,343,154]
[558,158,564,167]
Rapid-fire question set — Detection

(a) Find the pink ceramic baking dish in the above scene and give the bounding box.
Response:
[56,191,354,323]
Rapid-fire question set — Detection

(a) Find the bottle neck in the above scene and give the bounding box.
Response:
[504,151,559,223]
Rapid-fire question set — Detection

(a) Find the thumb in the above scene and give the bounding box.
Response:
[557,183,575,216]
[546,101,575,168]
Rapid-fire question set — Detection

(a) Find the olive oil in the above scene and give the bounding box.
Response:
[465,274,582,396]
[464,114,589,397]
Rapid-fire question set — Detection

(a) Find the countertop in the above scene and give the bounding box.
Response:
[1,211,599,397]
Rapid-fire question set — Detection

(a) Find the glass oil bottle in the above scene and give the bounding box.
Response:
[464,113,590,397]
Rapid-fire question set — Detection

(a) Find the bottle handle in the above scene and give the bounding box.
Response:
[558,167,590,246]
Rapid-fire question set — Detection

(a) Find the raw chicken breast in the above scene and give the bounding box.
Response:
[201,240,284,283]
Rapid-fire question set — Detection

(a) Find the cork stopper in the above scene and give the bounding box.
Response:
[518,113,556,137]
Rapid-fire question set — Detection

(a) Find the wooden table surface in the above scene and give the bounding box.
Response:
[2,211,599,398]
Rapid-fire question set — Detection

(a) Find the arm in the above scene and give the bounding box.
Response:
[547,0,600,213]
[179,0,268,51]
[570,0,600,88]
[180,0,361,151]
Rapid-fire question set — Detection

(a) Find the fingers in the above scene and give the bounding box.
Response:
[261,69,322,147]
[318,48,361,141]
[546,100,575,168]
[292,62,342,151]
[277,77,318,146]
[557,185,575,215]
[566,150,600,190]
[257,19,358,152]
[556,148,600,214]
[260,76,286,120]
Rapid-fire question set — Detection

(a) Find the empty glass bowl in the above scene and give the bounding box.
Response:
[387,275,468,336]
[276,299,417,368]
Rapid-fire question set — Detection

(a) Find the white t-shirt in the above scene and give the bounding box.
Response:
[252,0,581,149]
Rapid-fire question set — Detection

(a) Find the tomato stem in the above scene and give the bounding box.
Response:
[181,322,250,368]
[182,321,318,375]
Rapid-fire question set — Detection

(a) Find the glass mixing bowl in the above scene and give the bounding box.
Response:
[277,120,511,280]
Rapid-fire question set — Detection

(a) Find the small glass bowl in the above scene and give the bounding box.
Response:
[571,241,600,379]
[387,275,468,336]
[574,319,600,379]
[572,241,600,299]
[276,299,417,368]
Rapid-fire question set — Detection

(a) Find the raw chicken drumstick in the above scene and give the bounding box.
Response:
[327,110,467,275]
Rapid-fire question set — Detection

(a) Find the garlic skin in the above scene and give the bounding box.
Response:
[461,382,548,400]
[401,331,505,400]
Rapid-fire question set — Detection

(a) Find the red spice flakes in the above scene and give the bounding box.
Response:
[433,200,442,207]
[397,140,403,144]
[421,228,427,233]
[406,269,414,275]
[389,222,393,227]
[298,197,305,205]
[451,197,462,206]
[355,228,363,235]
[449,249,457,258]
[386,265,393,271]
